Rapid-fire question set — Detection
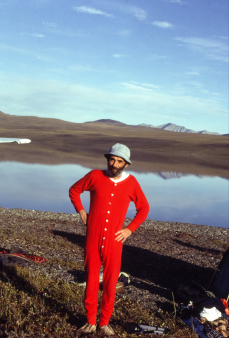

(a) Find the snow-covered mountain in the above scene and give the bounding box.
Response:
[138,123,219,135]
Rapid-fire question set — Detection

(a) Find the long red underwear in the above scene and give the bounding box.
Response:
[69,169,149,326]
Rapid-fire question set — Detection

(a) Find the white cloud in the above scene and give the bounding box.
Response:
[49,28,84,38]
[129,6,147,21]
[122,83,153,91]
[129,81,159,89]
[0,43,30,54]
[186,71,200,76]
[36,56,49,61]
[0,43,52,62]
[73,6,112,18]
[43,22,57,28]
[147,54,169,60]
[169,81,213,97]
[68,65,93,72]
[141,83,159,89]
[164,0,186,4]
[176,37,229,62]
[67,65,116,74]
[117,29,131,37]
[152,21,173,29]
[188,81,210,94]
[42,22,83,38]
[31,33,45,38]
[91,3,147,22]
[112,54,128,59]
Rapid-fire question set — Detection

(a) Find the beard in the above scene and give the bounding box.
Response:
[107,163,126,178]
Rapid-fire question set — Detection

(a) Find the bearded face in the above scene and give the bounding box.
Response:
[107,155,128,178]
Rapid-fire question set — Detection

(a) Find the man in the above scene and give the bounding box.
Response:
[69,143,149,336]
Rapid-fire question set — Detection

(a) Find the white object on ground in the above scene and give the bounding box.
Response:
[199,307,222,321]
[0,138,31,144]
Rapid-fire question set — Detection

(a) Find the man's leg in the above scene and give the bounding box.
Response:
[99,248,122,327]
[84,248,101,325]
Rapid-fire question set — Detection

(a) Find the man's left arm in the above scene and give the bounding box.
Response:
[115,180,149,243]
[115,227,132,243]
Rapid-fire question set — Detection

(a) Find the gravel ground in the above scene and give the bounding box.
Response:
[0,207,228,312]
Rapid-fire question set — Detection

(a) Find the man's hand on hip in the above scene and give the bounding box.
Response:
[79,209,88,225]
[115,228,132,243]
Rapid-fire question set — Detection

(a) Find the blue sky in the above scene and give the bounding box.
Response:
[0,0,228,133]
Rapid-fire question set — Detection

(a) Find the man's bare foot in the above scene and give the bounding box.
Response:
[98,324,115,336]
[76,322,96,335]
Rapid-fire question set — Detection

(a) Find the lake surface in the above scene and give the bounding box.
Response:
[0,162,228,228]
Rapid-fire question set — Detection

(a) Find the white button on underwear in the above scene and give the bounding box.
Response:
[105,228,107,231]
[115,184,117,186]
[107,211,110,213]
[106,220,108,222]
[102,246,104,248]
[111,194,114,196]
[103,237,105,239]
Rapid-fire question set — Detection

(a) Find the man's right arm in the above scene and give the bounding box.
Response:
[79,209,87,225]
[69,171,93,223]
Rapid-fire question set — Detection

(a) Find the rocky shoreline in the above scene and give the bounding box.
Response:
[0,207,228,312]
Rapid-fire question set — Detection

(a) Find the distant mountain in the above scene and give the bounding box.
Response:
[138,123,156,128]
[138,122,219,135]
[84,119,220,135]
[86,119,127,127]
[157,123,195,133]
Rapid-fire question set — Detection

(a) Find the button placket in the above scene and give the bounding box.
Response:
[102,183,117,250]
[102,227,107,249]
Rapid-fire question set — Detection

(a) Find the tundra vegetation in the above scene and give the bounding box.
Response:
[0,208,228,337]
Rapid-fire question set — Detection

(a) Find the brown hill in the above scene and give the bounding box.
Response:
[0,111,228,177]
[86,119,127,127]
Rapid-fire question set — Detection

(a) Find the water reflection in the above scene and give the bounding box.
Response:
[155,172,204,179]
[0,162,228,228]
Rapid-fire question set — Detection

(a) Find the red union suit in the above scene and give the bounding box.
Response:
[69,169,149,326]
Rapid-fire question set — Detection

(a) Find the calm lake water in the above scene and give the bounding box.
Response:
[0,162,228,228]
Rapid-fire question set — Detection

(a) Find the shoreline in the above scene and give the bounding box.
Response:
[1,112,229,178]
[0,207,228,311]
